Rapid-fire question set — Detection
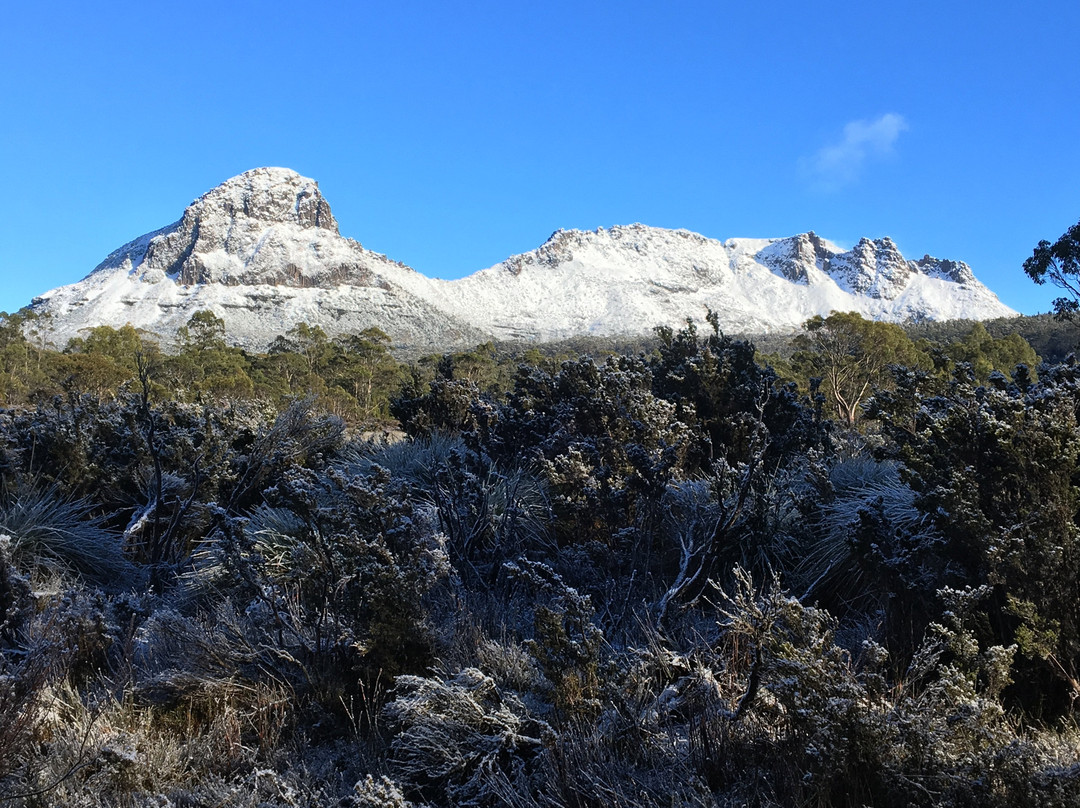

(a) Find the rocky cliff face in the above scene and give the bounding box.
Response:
[32,168,1018,352]
[826,237,912,299]
[118,167,378,288]
[756,231,836,284]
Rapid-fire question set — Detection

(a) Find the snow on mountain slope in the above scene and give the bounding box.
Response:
[34,168,488,352]
[432,225,1016,342]
[31,168,1017,353]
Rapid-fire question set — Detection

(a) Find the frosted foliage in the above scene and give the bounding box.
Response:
[384,668,550,806]
[0,485,132,584]
[821,459,928,540]
[799,457,935,602]
[352,775,417,808]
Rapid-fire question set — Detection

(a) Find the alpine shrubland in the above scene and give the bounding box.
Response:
[1,307,1079,806]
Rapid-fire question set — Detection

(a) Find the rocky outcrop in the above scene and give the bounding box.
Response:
[129,167,370,288]
[756,232,836,284]
[826,237,912,299]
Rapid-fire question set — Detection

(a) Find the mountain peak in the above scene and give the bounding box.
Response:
[756,232,840,283]
[126,167,352,287]
[189,167,337,233]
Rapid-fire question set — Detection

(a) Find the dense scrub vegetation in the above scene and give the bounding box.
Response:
[2,306,1080,806]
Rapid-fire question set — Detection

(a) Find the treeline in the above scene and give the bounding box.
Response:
[3,309,1080,806]
[2,307,1071,430]
[1,310,643,422]
[1,310,403,421]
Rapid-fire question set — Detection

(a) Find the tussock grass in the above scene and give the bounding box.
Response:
[0,484,134,586]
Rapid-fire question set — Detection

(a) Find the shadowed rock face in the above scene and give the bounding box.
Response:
[756,231,836,284]
[755,233,979,301]
[914,254,976,284]
[827,237,912,299]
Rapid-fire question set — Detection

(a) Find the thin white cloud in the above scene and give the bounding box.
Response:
[802,113,908,191]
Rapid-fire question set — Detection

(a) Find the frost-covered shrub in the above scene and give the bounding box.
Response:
[703,567,896,804]
[649,316,825,473]
[351,774,417,808]
[686,569,1077,807]
[222,396,345,513]
[188,463,451,689]
[870,358,1080,715]
[497,559,607,722]
[0,395,344,580]
[0,574,127,785]
[799,455,935,611]
[653,451,810,627]
[486,355,685,548]
[344,435,553,579]
[391,375,487,439]
[0,571,53,778]
[4,683,355,807]
[339,431,468,490]
[0,536,33,646]
[384,667,552,807]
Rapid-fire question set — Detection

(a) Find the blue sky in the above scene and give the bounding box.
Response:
[2,0,1078,318]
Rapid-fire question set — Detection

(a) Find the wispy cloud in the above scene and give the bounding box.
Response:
[802,113,908,191]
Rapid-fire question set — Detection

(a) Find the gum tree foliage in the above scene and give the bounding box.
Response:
[267,322,332,376]
[0,311,57,405]
[1024,218,1080,319]
[944,322,1039,382]
[791,311,927,426]
[330,327,402,420]
[177,310,228,353]
[35,314,403,428]
[171,311,255,401]
[60,324,153,400]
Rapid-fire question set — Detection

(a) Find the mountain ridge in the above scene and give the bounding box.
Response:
[30,167,1017,352]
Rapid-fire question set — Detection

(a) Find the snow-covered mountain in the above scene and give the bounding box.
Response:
[33,167,487,352]
[31,168,1017,352]
[435,226,1013,343]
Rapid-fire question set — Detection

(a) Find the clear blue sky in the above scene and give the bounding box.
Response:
[2,0,1078,317]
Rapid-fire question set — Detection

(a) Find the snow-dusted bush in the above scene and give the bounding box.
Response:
[870,358,1080,716]
[502,558,607,721]
[798,454,935,610]
[351,774,417,808]
[338,431,467,489]
[384,667,551,807]
[187,461,452,692]
[345,434,553,579]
